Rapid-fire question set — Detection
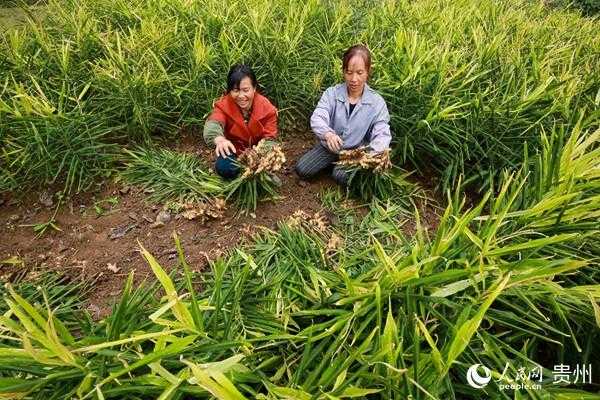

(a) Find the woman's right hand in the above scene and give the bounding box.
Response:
[324,131,343,153]
[214,136,236,158]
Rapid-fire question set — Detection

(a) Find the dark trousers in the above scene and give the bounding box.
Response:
[215,154,240,179]
[295,143,349,185]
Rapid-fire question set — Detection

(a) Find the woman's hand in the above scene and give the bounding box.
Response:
[324,131,343,153]
[214,136,236,158]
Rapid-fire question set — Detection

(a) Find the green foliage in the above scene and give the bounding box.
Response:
[576,0,600,14]
[345,167,417,206]
[225,172,280,213]
[92,196,118,216]
[120,147,224,203]
[0,107,121,194]
[0,271,92,329]
[551,0,600,15]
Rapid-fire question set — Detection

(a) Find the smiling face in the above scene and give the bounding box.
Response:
[229,76,256,112]
[343,55,369,97]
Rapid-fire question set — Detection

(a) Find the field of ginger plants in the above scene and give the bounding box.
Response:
[0,0,599,398]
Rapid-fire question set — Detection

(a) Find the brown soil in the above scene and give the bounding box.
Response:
[0,132,441,318]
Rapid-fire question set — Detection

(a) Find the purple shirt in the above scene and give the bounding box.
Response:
[310,82,392,153]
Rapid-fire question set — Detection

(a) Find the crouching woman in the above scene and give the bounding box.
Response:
[203,64,278,179]
[295,44,392,185]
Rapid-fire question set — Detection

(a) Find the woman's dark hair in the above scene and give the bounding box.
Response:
[226,64,257,92]
[342,44,372,72]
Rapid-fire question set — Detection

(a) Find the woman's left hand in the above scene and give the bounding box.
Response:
[324,131,344,153]
[215,136,237,157]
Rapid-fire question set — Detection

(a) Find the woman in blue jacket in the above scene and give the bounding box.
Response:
[295,44,392,185]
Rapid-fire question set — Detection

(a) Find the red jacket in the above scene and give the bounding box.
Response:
[207,92,278,153]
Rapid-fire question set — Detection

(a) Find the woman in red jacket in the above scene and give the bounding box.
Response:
[203,64,278,179]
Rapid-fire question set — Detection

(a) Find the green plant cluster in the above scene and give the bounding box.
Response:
[225,172,281,213]
[119,147,285,212]
[345,167,417,205]
[551,0,600,15]
[120,147,223,203]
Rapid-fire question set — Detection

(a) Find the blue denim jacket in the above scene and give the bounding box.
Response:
[310,82,392,153]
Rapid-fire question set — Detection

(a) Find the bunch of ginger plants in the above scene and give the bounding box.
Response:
[337,147,416,204]
[226,140,286,212]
